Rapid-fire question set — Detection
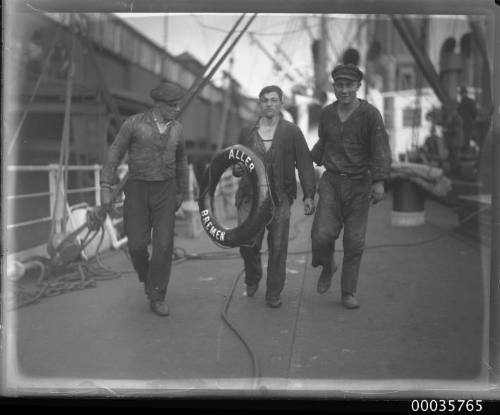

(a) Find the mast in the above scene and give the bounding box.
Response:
[312,14,328,104]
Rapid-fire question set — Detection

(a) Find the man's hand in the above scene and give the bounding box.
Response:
[232,162,245,177]
[370,181,385,205]
[100,186,113,207]
[176,194,184,211]
[304,197,315,215]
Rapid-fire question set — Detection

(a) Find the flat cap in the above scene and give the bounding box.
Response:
[331,64,363,82]
[150,82,184,104]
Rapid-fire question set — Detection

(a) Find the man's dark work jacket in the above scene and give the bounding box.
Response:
[311,99,391,182]
[236,117,316,206]
[101,110,188,199]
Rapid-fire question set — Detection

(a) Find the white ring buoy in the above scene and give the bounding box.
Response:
[198,144,271,247]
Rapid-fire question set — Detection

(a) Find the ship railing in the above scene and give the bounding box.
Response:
[5,162,236,260]
[5,164,128,261]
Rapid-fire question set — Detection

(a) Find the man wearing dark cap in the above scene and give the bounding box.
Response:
[310,64,391,309]
[100,81,188,316]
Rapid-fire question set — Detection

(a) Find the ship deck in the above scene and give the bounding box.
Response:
[3,192,495,399]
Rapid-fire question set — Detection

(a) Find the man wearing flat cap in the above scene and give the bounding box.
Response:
[101,81,188,316]
[310,64,391,309]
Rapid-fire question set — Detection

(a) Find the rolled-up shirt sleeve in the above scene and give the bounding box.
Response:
[369,109,392,182]
[101,117,133,185]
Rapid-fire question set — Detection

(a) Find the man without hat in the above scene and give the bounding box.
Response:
[101,82,188,316]
[310,64,391,309]
[233,85,316,308]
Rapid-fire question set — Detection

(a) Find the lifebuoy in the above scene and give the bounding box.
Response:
[198,144,271,247]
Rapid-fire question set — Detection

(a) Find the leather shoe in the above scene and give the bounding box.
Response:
[341,293,360,309]
[317,275,332,295]
[266,297,282,308]
[150,300,170,316]
[246,283,259,297]
[317,264,337,294]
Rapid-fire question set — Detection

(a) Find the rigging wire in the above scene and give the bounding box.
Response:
[178,13,246,115]
[198,20,319,37]
[257,17,299,87]
[192,15,210,61]
[7,25,64,157]
[106,13,257,201]
[178,14,257,118]
[301,16,316,41]
[277,16,298,55]
[324,20,341,64]
[49,18,76,238]
[283,18,307,77]
[62,29,76,231]
[190,14,291,34]
[193,14,247,91]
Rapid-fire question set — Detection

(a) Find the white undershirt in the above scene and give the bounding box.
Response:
[153,113,171,134]
[258,119,278,151]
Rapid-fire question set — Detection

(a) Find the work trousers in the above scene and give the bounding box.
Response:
[311,172,371,294]
[123,179,177,302]
[447,145,462,176]
[238,197,290,301]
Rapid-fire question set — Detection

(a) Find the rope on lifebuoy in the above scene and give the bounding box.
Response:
[198,144,271,248]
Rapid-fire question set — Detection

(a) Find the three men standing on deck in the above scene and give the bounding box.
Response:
[101,69,390,314]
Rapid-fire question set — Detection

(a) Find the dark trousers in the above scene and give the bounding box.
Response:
[449,146,462,176]
[311,172,371,294]
[238,197,290,301]
[123,179,177,302]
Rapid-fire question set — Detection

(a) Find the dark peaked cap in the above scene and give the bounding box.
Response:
[331,64,364,82]
[150,82,184,104]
